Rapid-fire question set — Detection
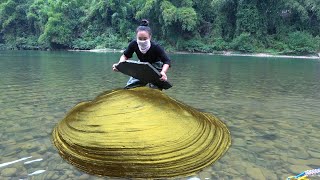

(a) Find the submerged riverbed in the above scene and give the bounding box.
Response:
[0,50,319,179]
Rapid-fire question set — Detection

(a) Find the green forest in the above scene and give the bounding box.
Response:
[0,0,320,55]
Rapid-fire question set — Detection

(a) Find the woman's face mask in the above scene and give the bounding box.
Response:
[137,31,151,54]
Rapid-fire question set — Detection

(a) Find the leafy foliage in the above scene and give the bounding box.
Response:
[230,33,257,52]
[286,31,318,54]
[0,0,319,54]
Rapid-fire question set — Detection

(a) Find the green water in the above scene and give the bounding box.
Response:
[0,50,320,180]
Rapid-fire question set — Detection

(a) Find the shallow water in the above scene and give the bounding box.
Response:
[0,50,319,180]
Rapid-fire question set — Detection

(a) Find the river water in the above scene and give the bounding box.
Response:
[0,50,319,179]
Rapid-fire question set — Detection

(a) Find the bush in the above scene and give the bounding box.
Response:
[269,41,288,52]
[315,36,320,52]
[155,40,175,52]
[0,44,6,50]
[15,36,40,50]
[71,34,128,50]
[176,39,214,53]
[72,38,96,50]
[230,33,257,52]
[102,34,127,49]
[212,38,229,51]
[286,31,317,54]
[0,35,42,50]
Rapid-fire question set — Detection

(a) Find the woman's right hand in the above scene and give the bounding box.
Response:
[113,55,128,72]
[112,63,119,72]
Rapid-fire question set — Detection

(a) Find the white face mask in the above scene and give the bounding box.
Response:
[137,39,151,54]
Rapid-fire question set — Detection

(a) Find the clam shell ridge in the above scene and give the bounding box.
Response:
[52,87,231,178]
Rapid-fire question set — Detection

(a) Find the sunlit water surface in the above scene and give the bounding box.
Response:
[0,50,319,180]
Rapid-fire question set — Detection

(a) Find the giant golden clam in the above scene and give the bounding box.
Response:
[52,87,231,178]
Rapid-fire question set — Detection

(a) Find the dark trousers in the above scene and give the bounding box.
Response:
[125,61,163,90]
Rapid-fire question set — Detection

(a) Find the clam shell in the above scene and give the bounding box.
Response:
[52,87,231,178]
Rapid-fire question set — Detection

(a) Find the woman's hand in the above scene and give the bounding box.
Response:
[160,71,167,81]
[160,64,169,81]
[113,55,128,72]
[112,63,119,72]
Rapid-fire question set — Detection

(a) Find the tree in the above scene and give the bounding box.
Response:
[0,0,29,40]
[0,0,318,53]
[39,0,85,49]
[27,0,49,36]
[287,31,318,54]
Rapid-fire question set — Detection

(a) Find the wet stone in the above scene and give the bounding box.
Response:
[45,172,55,179]
[51,174,60,179]
[95,178,108,180]
[44,152,54,159]
[260,154,281,161]
[22,135,34,141]
[58,174,68,180]
[246,167,265,180]
[35,132,48,138]
[72,170,83,176]
[292,149,310,159]
[287,158,309,165]
[46,128,53,134]
[288,165,312,174]
[187,177,201,180]
[260,167,277,180]
[37,147,48,154]
[40,161,48,167]
[78,174,90,180]
[259,133,278,141]
[21,143,38,151]
[18,150,29,157]
[199,171,212,179]
[65,170,73,175]
[308,150,320,158]
[250,145,270,154]
[3,148,20,157]
[233,138,246,147]
[226,168,241,176]
[307,158,320,166]
[56,164,70,171]
[29,152,42,158]
[273,143,288,150]
[1,168,17,177]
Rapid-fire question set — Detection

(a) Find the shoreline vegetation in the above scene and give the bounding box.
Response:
[68,48,320,60]
[1,1,319,59]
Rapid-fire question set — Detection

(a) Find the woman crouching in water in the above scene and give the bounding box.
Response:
[112,19,171,89]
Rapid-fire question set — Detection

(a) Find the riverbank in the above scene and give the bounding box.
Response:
[192,51,320,60]
[68,48,320,60]
[232,53,320,59]
[68,48,124,53]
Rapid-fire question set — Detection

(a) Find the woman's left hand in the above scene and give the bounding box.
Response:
[160,71,167,81]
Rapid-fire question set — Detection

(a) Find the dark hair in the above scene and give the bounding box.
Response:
[136,19,152,36]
